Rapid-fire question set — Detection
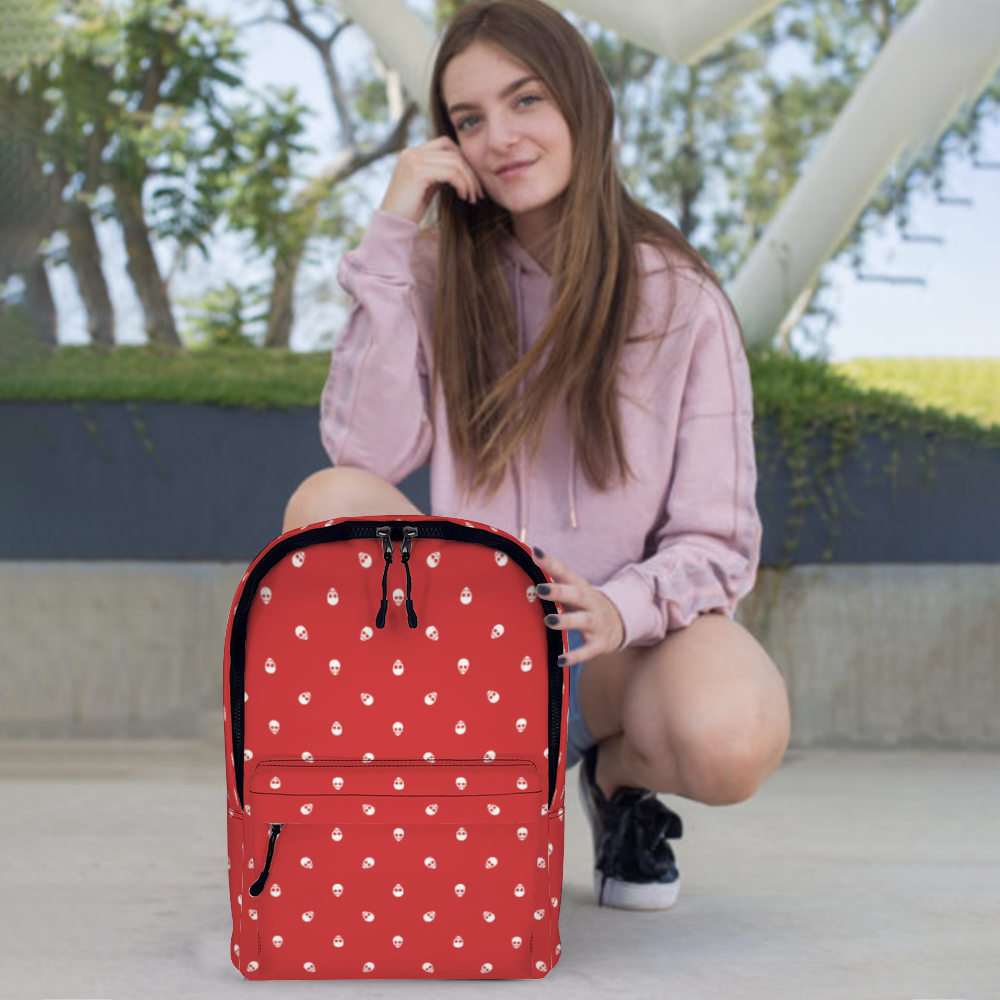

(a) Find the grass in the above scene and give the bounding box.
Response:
[0,341,998,445]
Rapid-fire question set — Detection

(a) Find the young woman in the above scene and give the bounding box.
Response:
[285,0,791,911]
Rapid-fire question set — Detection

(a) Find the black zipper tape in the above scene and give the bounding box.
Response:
[229,520,563,814]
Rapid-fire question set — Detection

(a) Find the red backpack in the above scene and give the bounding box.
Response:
[223,514,569,980]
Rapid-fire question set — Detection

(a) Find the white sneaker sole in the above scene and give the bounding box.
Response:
[593,869,681,910]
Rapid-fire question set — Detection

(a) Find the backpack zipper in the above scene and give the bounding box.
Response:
[247,822,284,897]
[230,520,563,814]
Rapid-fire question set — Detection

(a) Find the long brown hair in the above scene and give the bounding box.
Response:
[419,0,746,505]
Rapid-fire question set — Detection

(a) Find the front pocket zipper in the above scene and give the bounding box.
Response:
[245,758,546,980]
[248,823,284,897]
[230,520,564,814]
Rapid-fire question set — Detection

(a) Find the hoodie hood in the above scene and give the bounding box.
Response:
[497,229,579,544]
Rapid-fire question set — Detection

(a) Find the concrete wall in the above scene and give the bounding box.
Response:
[1,562,997,748]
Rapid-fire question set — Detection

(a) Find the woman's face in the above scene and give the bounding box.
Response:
[442,41,572,234]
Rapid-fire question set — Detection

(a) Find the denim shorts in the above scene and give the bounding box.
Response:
[564,628,599,771]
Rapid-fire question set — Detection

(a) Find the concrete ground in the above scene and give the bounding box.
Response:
[1,739,997,999]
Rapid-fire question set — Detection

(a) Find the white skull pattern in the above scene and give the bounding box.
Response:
[457,659,469,675]
[487,690,499,703]
[491,623,504,638]
[359,551,372,568]
[272,935,283,947]
[298,691,311,705]
[393,935,403,947]
[392,721,403,736]
[333,933,343,945]
[392,884,404,897]
[455,776,467,790]
[494,550,508,566]
[487,804,500,815]
[485,856,497,868]
[270,776,281,789]
[333,777,343,790]
[264,658,276,674]
[392,587,404,607]
[453,936,463,948]
[332,884,343,896]
[455,720,466,735]
[424,857,436,868]
[427,551,441,567]
[424,692,437,705]
[362,804,375,816]
[526,585,537,603]
[329,659,341,675]
[393,827,404,840]
[332,829,343,841]
[359,626,373,641]
[516,718,527,732]
[269,720,280,734]
[327,587,339,605]
[363,961,375,972]
[360,693,373,706]
[291,551,305,567]
[456,827,468,841]
[520,656,532,672]
[362,857,375,868]
[331,721,343,735]
[294,625,308,640]
[392,659,404,675]
[454,884,465,896]
[483,911,495,922]
[512,936,522,948]
[393,778,404,790]
[514,883,525,897]
[460,586,472,605]
[260,587,271,604]
[300,857,313,869]
[304,962,315,972]
[517,827,528,840]
[425,625,439,641]
[517,777,528,790]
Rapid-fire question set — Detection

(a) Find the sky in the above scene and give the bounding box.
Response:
[49,0,1000,360]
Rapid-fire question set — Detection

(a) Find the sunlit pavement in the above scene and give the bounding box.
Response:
[2,739,996,999]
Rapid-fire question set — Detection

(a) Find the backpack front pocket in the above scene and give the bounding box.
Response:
[244,757,546,980]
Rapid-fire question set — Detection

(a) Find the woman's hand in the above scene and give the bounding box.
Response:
[532,546,625,666]
[379,135,486,225]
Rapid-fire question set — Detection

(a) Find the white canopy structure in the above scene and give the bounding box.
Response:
[338,0,1000,348]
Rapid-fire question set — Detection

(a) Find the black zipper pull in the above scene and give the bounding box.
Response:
[400,526,418,628]
[248,823,284,896]
[374,526,393,628]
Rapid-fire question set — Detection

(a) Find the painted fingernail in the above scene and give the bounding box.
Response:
[557,656,567,667]
[545,615,558,625]
[536,584,551,595]
[532,546,545,559]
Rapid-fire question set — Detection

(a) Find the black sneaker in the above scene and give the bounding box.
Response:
[578,741,683,909]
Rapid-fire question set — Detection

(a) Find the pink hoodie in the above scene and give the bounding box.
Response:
[320,208,762,651]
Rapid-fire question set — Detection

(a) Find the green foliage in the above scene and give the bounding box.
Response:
[178,281,270,349]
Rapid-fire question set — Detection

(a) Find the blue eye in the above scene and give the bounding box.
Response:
[456,93,541,132]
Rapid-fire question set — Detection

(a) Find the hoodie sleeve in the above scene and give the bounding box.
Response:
[594,281,762,649]
[319,209,435,484]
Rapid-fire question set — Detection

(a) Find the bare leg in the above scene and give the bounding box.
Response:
[282,467,424,533]
[576,611,791,806]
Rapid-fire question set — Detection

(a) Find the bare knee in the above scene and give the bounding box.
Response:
[282,467,421,534]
